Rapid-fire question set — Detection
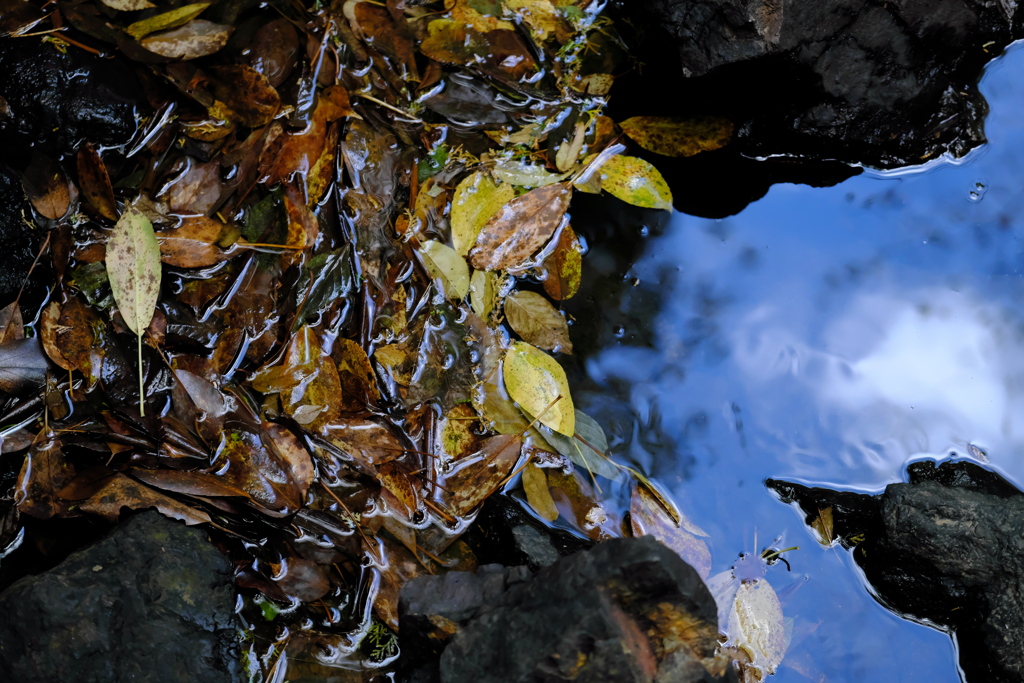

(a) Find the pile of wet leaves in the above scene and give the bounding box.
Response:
[0,0,782,679]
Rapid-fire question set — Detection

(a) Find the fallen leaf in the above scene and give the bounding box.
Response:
[164,158,221,215]
[419,240,470,300]
[140,20,234,60]
[468,182,572,271]
[469,269,498,319]
[22,153,72,220]
[332,338,381,411]
[619,116,733,158]
[77,143,117,221]
[293,246,354,331]
[442,434,522,516]
[0,302,24,345]
[248,18,300,88]
[81,473,212,526]
[541,224,582,301]
[451,172,514,256]
[0,338,49,394]
[206,65,281,128]
[156,215,234,268]
[321,418,406,472]
[378,461,419,518]
[810,506,835,546]
[505,0,562,41]
[263,421,315,500]
[522,461,558,521]
[502,341,574,436]
[710,574,787,678]
[591,155,673,211]
[439,403,483,461]
[630,484,711,579]
[99,0,153,11]
[39,302,72,371]
[504,290,572,353]
[54,296,111,384]
[546,410,620,480]
[15,431,74,519]
[126,3,210,39]
[445,0,515,32]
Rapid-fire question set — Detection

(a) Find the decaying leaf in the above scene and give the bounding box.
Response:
[77,143,117,221]
[522,461,558,521]
[442,434,522,516]
[541,224,582,301]
[321,418,406,472]
[502,341,574,437]
[468,183,572,271]
[22,153,72,220]
[619,116,734,158]
[418,240,470,300]
[709,571,788,679]
[451,171,514,256]
[332,338,381,411]
[141,20,234,60]
[15,431,74,519]
[0,302,24,345]
[504,290,572,353]
[630,483,711,579]
[440,403,483,461]
[99,0,154,11]
[80,473,212,526]
[546,410,619,481]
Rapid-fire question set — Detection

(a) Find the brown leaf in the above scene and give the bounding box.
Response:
[76,143,117,220]
[320,418,406,472]
[441,435,522,517]
[156,215,236,268]
[503,290,573,353]
[377,460,419,519]
[263,421,315,501]
[468,182,572,271]
[630,484,711,579]
[80,473,211,525]
[55,296,111,385]
[810,506,835,545]
[541,224,582,300]
[22,153,72,220]
[248,18,299,88]
[165,159,222,215]
[252,327,342,431]
[546,466,616,542]
[140,20,233,60]
[0,338,49,394]
[270,556,330,602]
[16,431,75,519]
[0,302,24,345]
[439,402,483,461]
[260,97,330,190]
[40,302,72,371]
[331,337,380,411]
[352,2,418,79]
[206,65,281,128]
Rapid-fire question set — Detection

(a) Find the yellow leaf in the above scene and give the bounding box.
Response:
[503,341,574,436]
[419,240,470,300]
[504,290,572,353]
[470,269,498,319]
[522,461,559,521]
[505,0,561,41]
[451,172,514,256]
[593,155,673,211]
[619,116,733,158]
[126,3,210,39]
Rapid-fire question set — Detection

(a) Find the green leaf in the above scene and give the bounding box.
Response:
[502,341,574,436]
[418,144,449,183]
[126,2,210,39]
[418,240,470,299]
[503,290,572,353]
[619,116,733,158]
[293,246,353,331]
[106,204,162,416]
[451,171,514,256]
[592,155,673,211]
[545,409,620,480]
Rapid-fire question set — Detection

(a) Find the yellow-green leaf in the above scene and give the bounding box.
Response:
[503,341,574,436]
[522,461,558,521]
[470,269,497,319]
[126,2,210,40]
[595,155,673,211]
[619,116,733,158]
[504,290,572,353]
[419,240,470,299]
[451,171,514,256]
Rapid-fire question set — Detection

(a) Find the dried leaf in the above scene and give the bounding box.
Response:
[502,341,574,436]
[715,577,787,677]
[589,155,673,211]
[0,338,48,394]
[419,240,470,300]
[504,290,572,353]
[81,473,211,526]
[77,143,117,221]
[156,216,234,268]
[0,302,24,345]
[619,116,733,158]
[140,20,233,60]
[442,434,522,516]
[468,182,572,271]
[451,172,514,256]
[522,461,558,521]
[541,224,582,301]
[546,410,620,480]
[630,484,711,579]
[127,3,210,39]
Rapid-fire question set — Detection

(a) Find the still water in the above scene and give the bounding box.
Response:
[579,40,1024,683]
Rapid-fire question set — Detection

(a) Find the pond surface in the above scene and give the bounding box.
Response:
[577,40,1024,683]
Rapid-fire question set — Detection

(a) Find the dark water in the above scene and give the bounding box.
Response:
[579,41,1024,683]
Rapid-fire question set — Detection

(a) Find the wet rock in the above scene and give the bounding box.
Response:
[398,537,734,683]
[768,459,1024,683]
[0,40,138,157]
[0,165,37,304]
[0,511,241,683]
[622,0,1021,168]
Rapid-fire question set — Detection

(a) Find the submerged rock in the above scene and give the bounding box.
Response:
[625,0,1021,168]
[768,459,1024,682]
[399,537,734,683]
[0,511,240,683]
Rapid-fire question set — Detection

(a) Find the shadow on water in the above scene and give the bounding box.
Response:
[566,37,1024,683]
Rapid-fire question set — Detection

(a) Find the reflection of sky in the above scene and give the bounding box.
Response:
[584,41,1024,683]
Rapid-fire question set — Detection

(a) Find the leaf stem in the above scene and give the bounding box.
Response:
[137,333,145,417]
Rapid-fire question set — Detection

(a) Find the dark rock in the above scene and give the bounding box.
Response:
[0,165,37,305]
[0,511,241,683]
[768,459,1024,682]
[621,0,1021,168]
[399,537,734,683]
[0,40,139,157]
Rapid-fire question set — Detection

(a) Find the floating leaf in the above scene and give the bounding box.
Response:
[77,143,117,221]
[206,65,281,128]
[105,205,162,415]
[541,224,582,301]
[126,3,210,39]
[0,338,49,394]
[469,269,498,319]
[140,20,233,60]
[546,410,619,480]
[522,461,558,521]
[293,246,353,331]
[810,506,835,546]
[502,341,574,436]
[591,155,673,211]
[442,434,522,516]
[451,171,514,256]
[156,215,234,268]
[504,290,572,353]
[332,338,381,411]
[630,483,711,579]
[15,431,74,520]
[469,182,572,271]
[418,240,470,300]
[619,116,733,158]
[713,576,788,677]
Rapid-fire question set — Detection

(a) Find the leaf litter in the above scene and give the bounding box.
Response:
[0,0,772,677]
